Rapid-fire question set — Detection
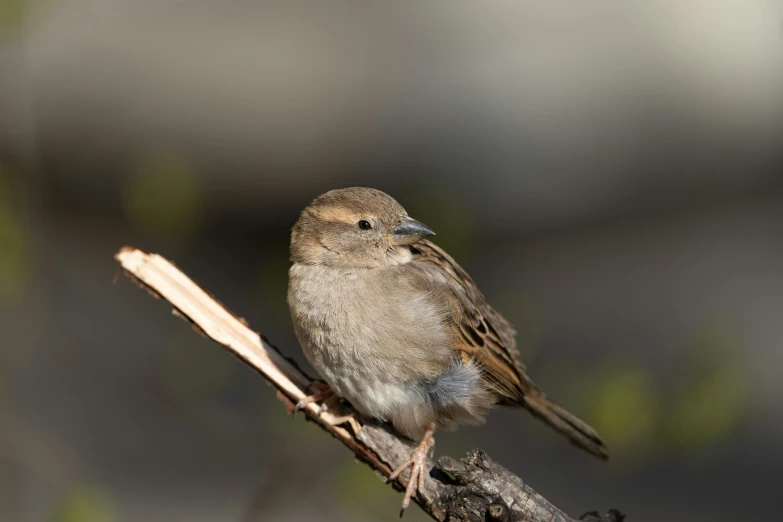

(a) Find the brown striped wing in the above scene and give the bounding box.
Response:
[409,240,535,404]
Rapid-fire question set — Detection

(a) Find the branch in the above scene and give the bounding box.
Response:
[114,246,623,522]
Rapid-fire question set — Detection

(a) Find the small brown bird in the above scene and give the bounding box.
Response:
[287,187,607,513]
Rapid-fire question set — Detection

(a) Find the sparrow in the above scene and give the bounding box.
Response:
[287,187,607,513]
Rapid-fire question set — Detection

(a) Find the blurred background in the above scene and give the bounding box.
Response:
[1,1,782,521]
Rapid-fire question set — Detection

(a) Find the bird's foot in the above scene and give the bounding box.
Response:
[388,425,435,517]
[293,381,362,434]
[320,412,362,435]
[293,381,339,415]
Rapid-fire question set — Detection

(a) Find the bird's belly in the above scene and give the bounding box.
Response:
[299,323,414,421]
[316,358,410,420]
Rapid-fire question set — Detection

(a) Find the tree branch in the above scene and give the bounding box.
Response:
[114,246,623,522]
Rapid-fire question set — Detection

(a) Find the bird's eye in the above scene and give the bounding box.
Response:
[357,219,372,230]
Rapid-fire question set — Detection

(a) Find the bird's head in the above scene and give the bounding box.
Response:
[290,187,435,268]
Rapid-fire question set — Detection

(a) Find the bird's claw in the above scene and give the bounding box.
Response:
[292,381,337,416]
[389,427,435,517]
[292,381,363,434]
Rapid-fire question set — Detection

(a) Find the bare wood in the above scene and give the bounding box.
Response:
[114,246,621,522]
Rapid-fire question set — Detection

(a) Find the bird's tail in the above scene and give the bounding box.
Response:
[523,392,609,460]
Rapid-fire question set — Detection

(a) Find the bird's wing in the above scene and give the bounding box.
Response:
[406,240,608,458]
[409,240,533,404]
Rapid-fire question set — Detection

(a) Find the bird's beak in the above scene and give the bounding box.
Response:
[391,217,435,245]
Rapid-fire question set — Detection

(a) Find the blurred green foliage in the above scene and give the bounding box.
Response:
[0,166,30,300]
[591,365,659,456]
[0,0,57,36]
[52,486,114,522]
[573,324,750,464]
[665,326,750,454]
[0,0,30,34]
[122,154,204,239]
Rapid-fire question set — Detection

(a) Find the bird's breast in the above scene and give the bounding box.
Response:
[288,264,395,376]
[287,262,453,422]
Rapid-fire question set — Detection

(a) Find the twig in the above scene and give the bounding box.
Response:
[114,246,623,522]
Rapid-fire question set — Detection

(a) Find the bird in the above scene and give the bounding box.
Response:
[287,187,608,514]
